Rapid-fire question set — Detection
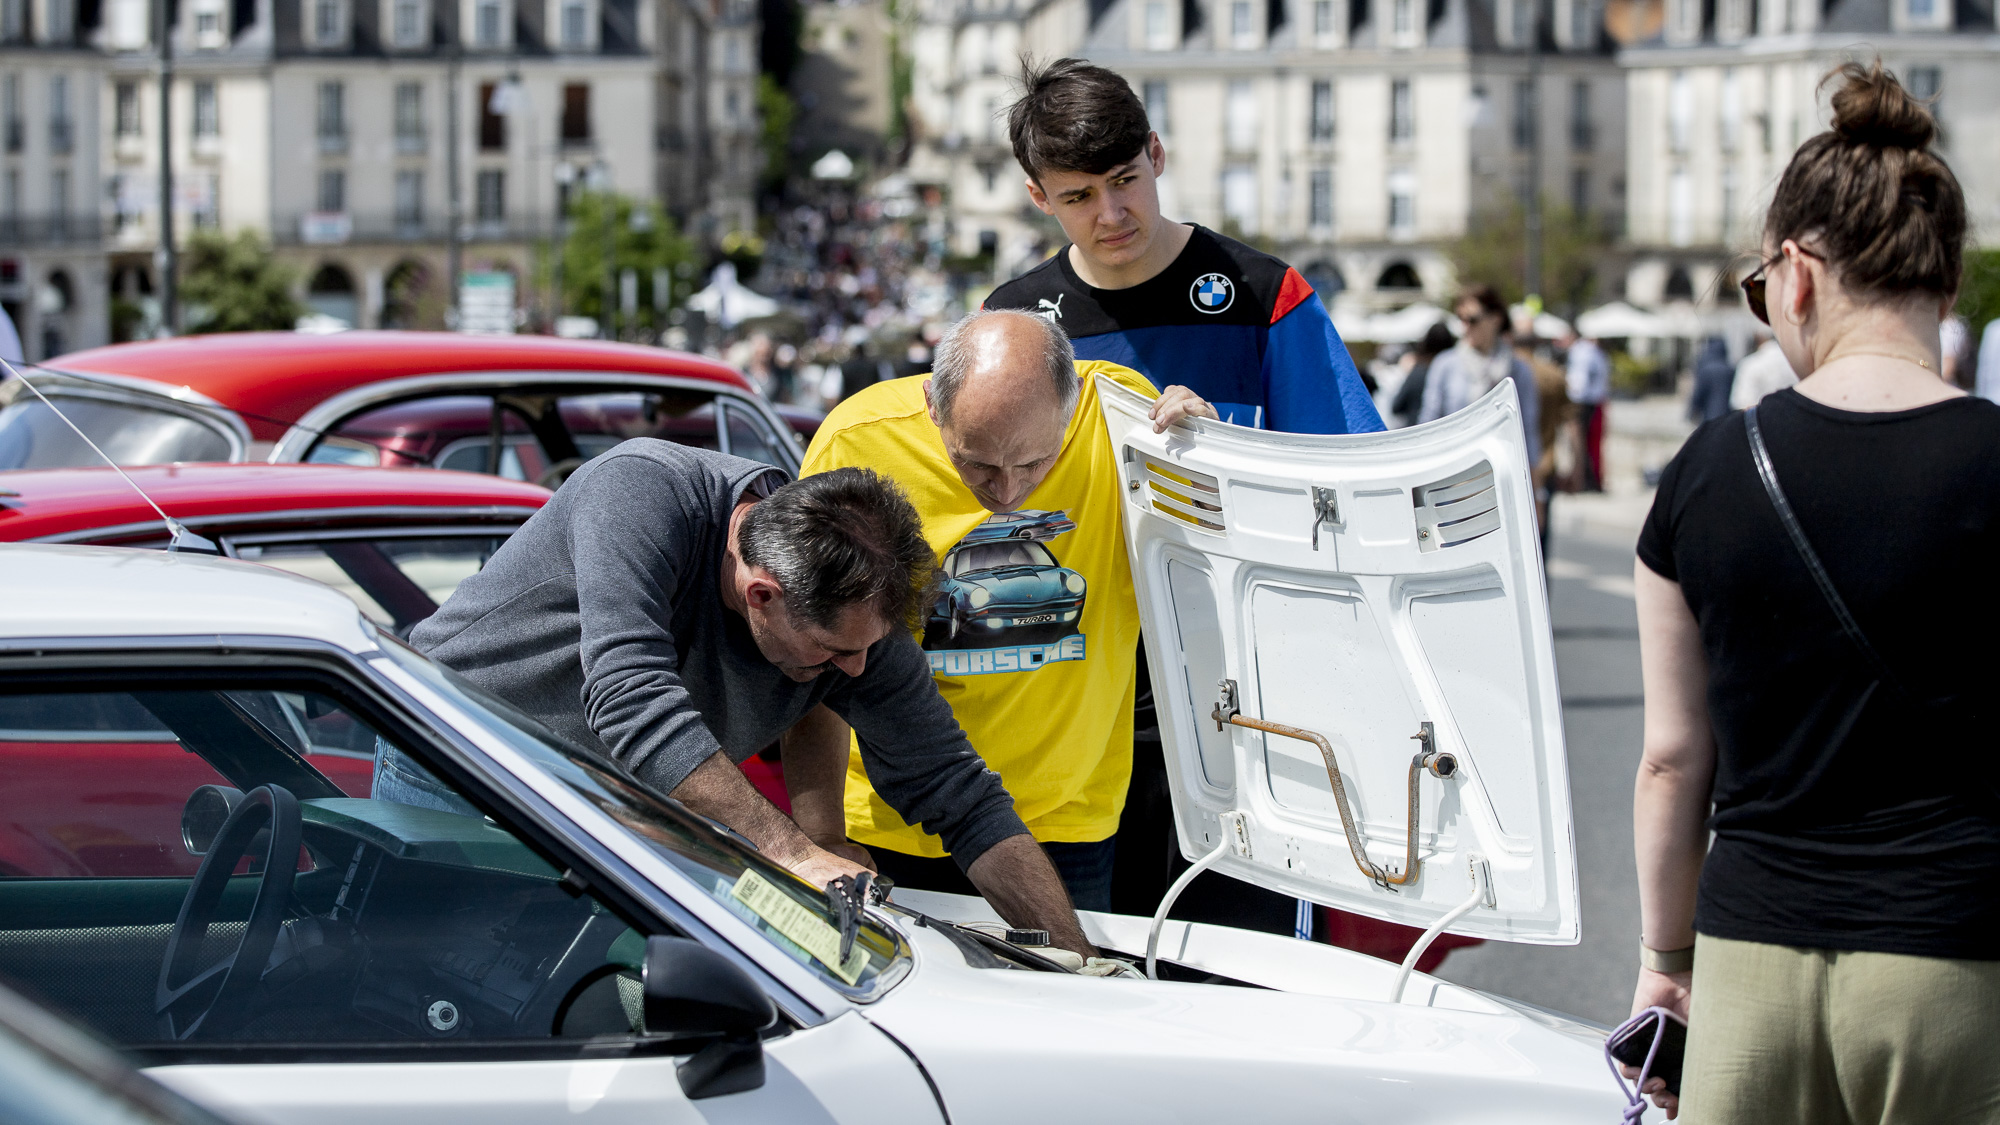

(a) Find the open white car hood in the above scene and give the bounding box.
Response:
[1099,377,1578,944]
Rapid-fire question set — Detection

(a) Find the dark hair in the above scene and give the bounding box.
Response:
[1418,321,1457,358]
[929,309,1078,424]
[1764,61,1964,299]
[737,469,936,633]
[1456,284,1508,323]
[1007,57,1151,182]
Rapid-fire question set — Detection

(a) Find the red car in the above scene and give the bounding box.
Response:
[0,331,814,485]
[0,461,799,877]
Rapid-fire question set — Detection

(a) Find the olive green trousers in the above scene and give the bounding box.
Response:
[1682,934,2000,1125]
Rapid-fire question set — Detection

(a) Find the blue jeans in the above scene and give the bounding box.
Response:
[371,737,480,817]
[868,836,1118,913]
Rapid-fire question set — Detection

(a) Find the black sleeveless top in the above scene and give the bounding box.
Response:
[1638,388,2000,960]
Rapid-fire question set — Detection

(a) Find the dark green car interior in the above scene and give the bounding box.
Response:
[0,681,646,1051]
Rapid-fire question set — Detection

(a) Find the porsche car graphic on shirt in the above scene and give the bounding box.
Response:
[922,509,1086,672]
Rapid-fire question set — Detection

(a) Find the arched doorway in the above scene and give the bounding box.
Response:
[306,263,359,328]
[381,259,441,329]
[1664,265,1694,302]
[1302,261,1346,300]
[1375,261,1422,292]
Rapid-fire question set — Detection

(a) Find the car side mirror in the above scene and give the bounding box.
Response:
[642,936,778,1099]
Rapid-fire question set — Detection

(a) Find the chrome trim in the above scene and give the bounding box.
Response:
[2,370,252,462]
[27,507,539,546]
[219,523,521,551]
[268,370,805,472]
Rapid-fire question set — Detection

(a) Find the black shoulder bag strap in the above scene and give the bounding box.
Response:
[1743,405,1904,696]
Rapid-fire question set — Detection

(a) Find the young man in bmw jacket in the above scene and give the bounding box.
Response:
[983,58,1387,936]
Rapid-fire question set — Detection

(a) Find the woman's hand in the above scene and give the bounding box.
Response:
[1621,968,1692,1118]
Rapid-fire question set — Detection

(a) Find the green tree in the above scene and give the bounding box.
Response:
[1957,247,2000,346]
[180,231,305,333]
[1447,197,1613,317]
[556,192,697,336]
[757,75,798,191]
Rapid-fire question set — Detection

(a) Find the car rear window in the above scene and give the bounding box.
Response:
[0,395,235,470]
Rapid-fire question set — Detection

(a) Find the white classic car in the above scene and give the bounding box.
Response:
[0,381,1621,1123]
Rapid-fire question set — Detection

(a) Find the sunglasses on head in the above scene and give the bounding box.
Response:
[1741,245,1824,325]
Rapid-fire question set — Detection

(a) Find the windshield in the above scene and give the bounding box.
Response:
[372,637,910,1001]
[0,389,236,469]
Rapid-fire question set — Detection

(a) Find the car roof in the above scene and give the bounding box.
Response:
[0,463,550,543]
[46,331,758,439]
[0,542,377,653]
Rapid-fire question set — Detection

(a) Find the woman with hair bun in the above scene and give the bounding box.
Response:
[1626,61,2000,1122]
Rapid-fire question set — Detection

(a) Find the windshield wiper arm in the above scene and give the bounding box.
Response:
[826,871,888,965]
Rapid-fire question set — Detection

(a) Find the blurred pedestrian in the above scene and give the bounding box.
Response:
[1420,285,1540,467]
[1687,337,1735,422]
[1627,62,2000,1123]
[1564,329,1610,491]
[1392,321,1456,428]
[1729,327,1797,409]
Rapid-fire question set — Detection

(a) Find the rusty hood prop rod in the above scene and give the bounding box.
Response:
[1212,679,1456,890]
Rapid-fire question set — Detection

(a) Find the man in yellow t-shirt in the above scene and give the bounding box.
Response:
[784,308,1215,909]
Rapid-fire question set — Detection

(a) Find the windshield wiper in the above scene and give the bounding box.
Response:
[826,871,889,965]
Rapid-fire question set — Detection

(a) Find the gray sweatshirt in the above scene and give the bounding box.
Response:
[410,440,1028,869]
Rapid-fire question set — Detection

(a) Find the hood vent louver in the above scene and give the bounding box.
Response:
[1413,461,1500,552]
[1127,449,1227,534]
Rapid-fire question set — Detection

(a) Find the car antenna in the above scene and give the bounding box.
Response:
[0,357,220,554]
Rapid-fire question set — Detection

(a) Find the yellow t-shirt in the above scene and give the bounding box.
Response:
[801,361,1158,857]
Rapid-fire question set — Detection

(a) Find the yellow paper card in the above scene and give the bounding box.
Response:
[731,869,868,985]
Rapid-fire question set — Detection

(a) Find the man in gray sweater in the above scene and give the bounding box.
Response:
[398,439,1092,955]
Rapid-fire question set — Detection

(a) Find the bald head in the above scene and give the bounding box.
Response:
[924,309,1080,512]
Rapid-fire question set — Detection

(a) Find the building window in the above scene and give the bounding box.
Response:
[1668,70,1692,155]
[192,0,226,46]
[1388,170,1415,235]
[475,0,503,45]
[317,81,347,152]
[1310,80,1334,141]
[981,163,997,193]
[1313,0,1335,37]
[1389,78,1413,142]
[561,82,590,145]
[1225,80,1256,151]
[1,170,17,236]
[1222,164,1258,232]
[1144,0,1173,47]
[1898,0,1948,28]
[1391,0,1415,40]
[561,0,588,47]
[475,169,505,223]
[1570,167,1589,214]
[395,82,425,151]
[49,168,68,234]
[317,168,346,213]
[116,82,141,137]
[1511,78,1535,150]
[478,82,506,150]
[1569,0,1595,43]
[191,173,219,228]
[1230,0,1255,45]
[1509,0,1531,45]
[193,81,219,138]
[45,0,73,41]
[1,75,18,153]
[1144,80,1169,134]
[395,169,424,230]
[392,0,426,46]
[1906,65,1940,105]
[0,0,23,40]
[1668,166,1692,247]
[1720,163,1737,241]
[313,0,345,44]
[48,75,72,155]
[1309,167,1333,228]
[1569,79,1591,150]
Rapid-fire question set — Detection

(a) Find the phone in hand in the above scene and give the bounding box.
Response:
[1606,1008,1688,1096]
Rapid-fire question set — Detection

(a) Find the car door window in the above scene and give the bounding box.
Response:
[308,388,730,487]
[0,679,647,1049]
[228,535,509,634]
[722,403,788,468]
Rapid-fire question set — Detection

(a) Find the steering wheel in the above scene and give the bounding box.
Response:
[156,785,302,1040]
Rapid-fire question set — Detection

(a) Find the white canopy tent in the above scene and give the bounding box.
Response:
[684,262,780,330]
